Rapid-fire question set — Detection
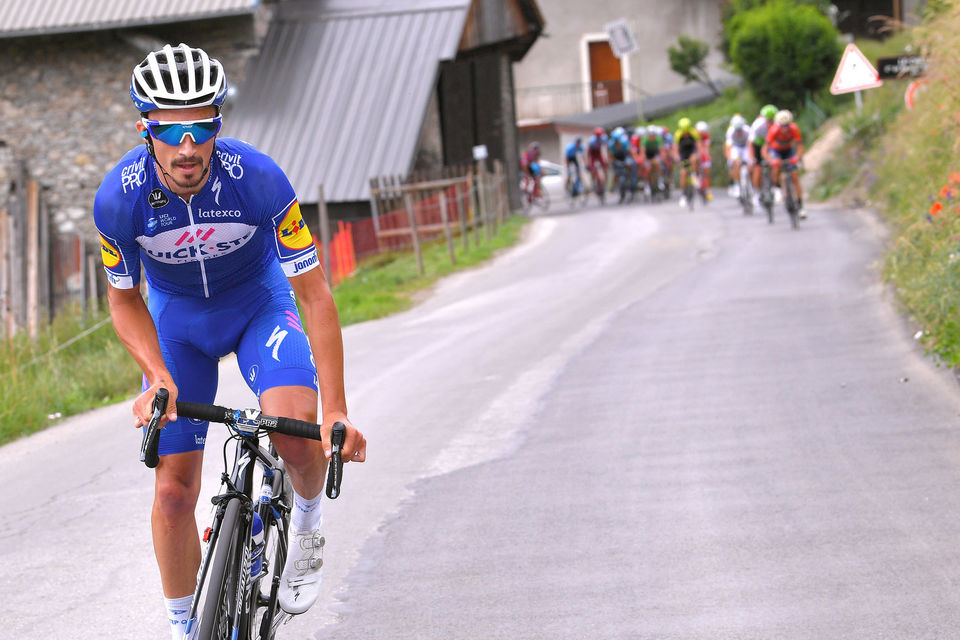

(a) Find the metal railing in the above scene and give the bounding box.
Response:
[515,80,645,122]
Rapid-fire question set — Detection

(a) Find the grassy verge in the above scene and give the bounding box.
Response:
[0,215,529,444]
[333,215,528,325]
[0,308,141,443]
[870,4,960,365]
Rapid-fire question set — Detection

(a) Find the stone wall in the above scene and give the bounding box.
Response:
[0,10,273,238]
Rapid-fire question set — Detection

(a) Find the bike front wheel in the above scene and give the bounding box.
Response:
[197,498,245,640]
[784,175,799,230]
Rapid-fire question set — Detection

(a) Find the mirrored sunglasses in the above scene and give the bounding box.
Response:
[142,116,222,146]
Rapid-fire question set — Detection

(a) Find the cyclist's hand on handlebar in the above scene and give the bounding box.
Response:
[133,379,179,429]
[322,413,366,463]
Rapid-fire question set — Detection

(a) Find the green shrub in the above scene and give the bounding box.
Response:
[728,0,843,109]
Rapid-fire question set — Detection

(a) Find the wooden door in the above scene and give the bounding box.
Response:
[588,40,623,108]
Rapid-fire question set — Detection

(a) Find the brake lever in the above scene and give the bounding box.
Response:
[139,388,169,469]
[325,421,346,499]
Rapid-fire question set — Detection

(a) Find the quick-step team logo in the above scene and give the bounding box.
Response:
[100,234,121,268]
[277,201,313,250]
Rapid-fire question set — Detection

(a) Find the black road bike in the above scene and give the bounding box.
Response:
[781,158,801,230]
[759,160,775,223]
[139,389,346,640]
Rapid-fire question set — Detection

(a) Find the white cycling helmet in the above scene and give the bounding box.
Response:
[636,126,647,137]
[695,120,709,133]
[730,114,747,129]
[774,109,793,126]
[612,126,625,138]
[131,43,228,113]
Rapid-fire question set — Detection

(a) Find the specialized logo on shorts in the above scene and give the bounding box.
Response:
[277,202,313,250]
[138,223,257,264]
[100,235,121,268]
[266,326,287,362]
[148,188,169,209]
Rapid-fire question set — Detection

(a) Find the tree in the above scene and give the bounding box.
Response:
[728,0,842,109]
[720,0,835,61]
[668,35,721,97]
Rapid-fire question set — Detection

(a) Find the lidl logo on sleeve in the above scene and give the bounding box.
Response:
[100,235,121,268]
[277,202,313,250]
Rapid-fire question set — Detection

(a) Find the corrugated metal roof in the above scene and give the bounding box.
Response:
[227,0,470,203]
[0,0,260,38]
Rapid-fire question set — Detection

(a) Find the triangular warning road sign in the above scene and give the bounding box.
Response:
[830,43,883,95]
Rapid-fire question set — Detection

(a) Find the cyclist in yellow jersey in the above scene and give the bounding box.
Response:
[673,117,700,207]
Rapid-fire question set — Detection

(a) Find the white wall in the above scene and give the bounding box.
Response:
[514,0,729,121]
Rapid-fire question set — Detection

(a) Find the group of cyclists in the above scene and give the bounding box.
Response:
[520,102,806,220]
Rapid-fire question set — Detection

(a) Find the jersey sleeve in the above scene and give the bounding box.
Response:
[238,144,320,278]
[93,175,141,290]
[272,198,320,277]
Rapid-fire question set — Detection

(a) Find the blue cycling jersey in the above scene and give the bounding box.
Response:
[94,138,321,456]
[564,141,582,161]
[94,138,320,298]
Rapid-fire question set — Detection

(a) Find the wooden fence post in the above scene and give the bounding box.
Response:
[477,161,491,241]
[438,186,455,265]
[318,184,332,285]
[494,160,508,224]
[0,209,7,338]
[26,179,39,338]
[404,192,424,275]
[457,179,469,252]
[86,250,98,314]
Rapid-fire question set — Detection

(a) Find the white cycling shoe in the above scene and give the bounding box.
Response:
[278,526,325,615]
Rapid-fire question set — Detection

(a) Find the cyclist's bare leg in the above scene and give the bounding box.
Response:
[260,385,326,499]
[153,450,204,597]
[793,170,803,201]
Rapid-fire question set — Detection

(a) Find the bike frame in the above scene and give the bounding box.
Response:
[139,392,344,640]
[188,432,286,638]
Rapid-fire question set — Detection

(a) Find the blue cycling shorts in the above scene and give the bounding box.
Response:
[144,261,318,456]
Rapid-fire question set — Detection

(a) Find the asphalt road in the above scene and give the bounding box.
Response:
[4,191,960,639]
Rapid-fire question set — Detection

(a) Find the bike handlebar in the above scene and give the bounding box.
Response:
[139,390,347,499]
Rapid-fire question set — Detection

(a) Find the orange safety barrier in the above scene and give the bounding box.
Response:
[316,221,357,287]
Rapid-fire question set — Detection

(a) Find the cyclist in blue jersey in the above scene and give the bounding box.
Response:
[93,44,366,638]
[564,137,585,196]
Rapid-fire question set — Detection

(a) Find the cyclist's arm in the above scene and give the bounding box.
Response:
[287,266,352,453]
[106,286,179,425]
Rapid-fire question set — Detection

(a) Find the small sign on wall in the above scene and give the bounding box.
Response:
[472,144,488,161]
[605,19,637,58]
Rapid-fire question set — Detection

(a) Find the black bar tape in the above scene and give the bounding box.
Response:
[176,401,233,424]
[274,416,323,441]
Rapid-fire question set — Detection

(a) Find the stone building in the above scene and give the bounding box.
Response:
[0,2,273,321]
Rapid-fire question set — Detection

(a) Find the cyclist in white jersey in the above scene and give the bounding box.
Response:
[724,114,751,198]
[93,44,366,638]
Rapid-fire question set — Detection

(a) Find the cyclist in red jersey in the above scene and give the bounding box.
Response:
[764,109,806,219]
[695,121,712,200]
[586,126,608,192]
[519,141,543,202]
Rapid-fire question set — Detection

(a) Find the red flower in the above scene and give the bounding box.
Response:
[931,201,943,215]
[951,172,960,184]
[941,186,954,199]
